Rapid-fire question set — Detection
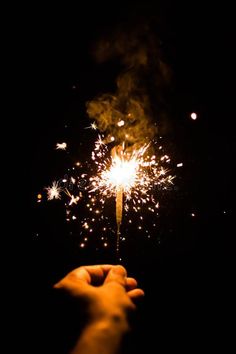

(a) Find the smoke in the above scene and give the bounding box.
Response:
[86,23,170,151]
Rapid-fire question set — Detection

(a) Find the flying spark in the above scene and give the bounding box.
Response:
[56,142,67,150]
[45,181,62,200]
[190,112,197,120]
[85,122,98,130]
[117,120,125,127]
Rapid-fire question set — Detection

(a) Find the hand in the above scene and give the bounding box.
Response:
[54,264,144,324]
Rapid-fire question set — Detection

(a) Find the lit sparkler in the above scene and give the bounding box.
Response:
[89,142,174,251]
[45,135,174,254]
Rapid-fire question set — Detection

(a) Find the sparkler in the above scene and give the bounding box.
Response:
[44,133,174,256]
[90,142,174,252]
[116,186,123,251]
[41,31,178,255]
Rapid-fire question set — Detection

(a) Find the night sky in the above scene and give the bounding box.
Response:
[13,1,235,353]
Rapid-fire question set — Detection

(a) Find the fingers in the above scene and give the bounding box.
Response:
[125,277,137,291]
[104,265,127,286]
[72,265,114,284]
[127,288,145,300]
[72,266,142,293]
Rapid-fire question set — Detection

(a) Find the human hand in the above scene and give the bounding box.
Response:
[54,264,144,325]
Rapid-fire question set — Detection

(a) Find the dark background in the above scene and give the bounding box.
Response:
[10,1,235,353]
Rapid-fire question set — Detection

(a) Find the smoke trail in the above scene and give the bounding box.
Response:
[86,23,170,150]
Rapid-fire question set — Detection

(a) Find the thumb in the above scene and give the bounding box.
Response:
[104,265,127,286]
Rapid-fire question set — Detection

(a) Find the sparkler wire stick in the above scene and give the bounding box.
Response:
[116,186,123,252]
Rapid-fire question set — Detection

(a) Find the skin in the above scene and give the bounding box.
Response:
[54,264,144,354]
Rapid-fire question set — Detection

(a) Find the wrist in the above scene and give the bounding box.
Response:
[90,311,129,334]
[71,314,129,354]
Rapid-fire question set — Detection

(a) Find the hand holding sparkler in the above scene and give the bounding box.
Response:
[54,264,144,354]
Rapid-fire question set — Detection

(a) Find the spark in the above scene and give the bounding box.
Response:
[45,181,62,200]
[71,177,76,184]
[190,112,197,120]
[69,195,80,205]
[177,163,183,167]
[56,142,67,150]
[64,189,80,205]
[37,194,42,203]
[117,120,125,127]
[95,135,105,149]
[85,122,98,130]
[82,222,89,229]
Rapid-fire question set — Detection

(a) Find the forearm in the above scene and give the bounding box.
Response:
[70,314,129,354]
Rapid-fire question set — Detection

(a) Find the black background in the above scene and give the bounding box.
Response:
[9,1,235,353]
